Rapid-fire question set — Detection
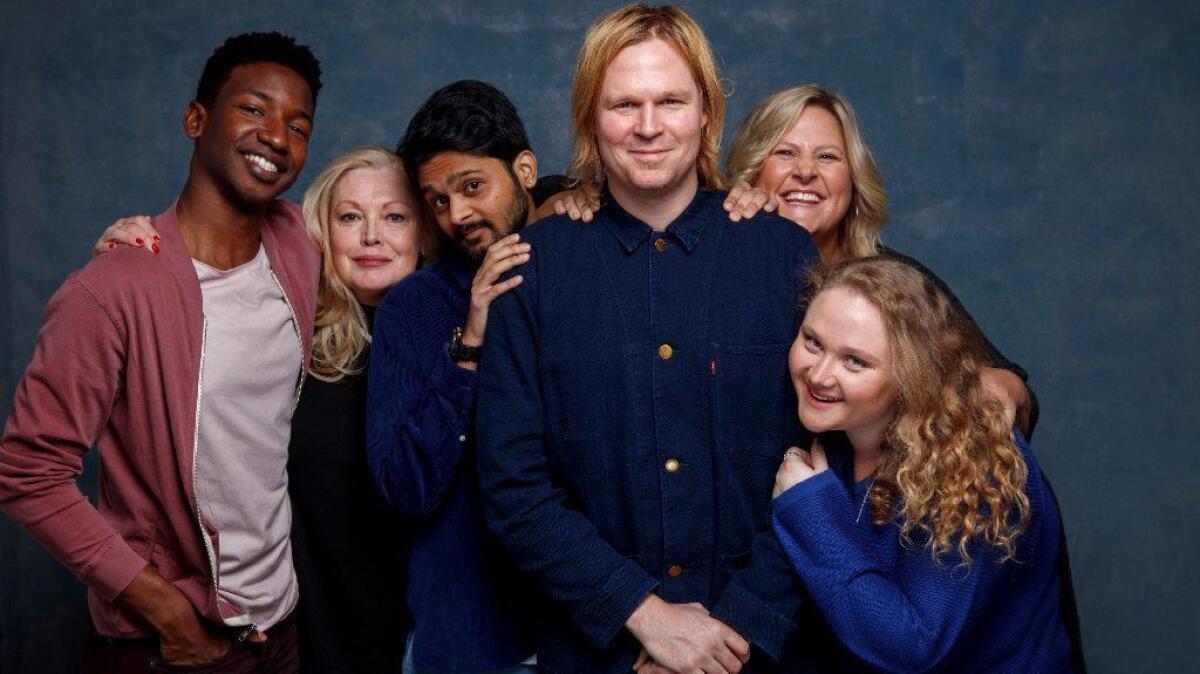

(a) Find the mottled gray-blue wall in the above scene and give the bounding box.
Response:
[2,1,1197,672]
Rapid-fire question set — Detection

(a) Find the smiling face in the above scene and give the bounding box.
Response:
[328,166,421,305]
[595,38,707,206]
[187,61,314,210]
[754,105,852,252]
[416,151,532,262]
[790,285,897,452]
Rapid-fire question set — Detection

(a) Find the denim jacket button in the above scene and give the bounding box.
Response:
[657,344,674,360]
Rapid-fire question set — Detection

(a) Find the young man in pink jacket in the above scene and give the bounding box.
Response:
[0,32,322,673]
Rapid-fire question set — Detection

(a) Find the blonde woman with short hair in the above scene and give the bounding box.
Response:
[724,85,885,262]
[726,84,1039,436]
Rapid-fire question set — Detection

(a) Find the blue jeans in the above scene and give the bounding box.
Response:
[403,632,537,674]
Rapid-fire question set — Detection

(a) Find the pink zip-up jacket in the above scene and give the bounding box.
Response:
[0,200,319,637]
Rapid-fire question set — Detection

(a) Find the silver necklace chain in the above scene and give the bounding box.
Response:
[855,476,877,524]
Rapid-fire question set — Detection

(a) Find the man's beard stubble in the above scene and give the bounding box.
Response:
[457,170,529,263]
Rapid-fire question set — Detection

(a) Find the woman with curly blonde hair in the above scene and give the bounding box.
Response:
[771,257,1072,672]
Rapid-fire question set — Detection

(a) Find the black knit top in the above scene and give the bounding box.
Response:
[287,304,409,674]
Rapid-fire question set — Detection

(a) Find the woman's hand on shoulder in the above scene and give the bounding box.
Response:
[723,181,778,222]
[980,367,1032,436]
[772,438,828,498]
[541,188,596,223]
[92,215,159,258]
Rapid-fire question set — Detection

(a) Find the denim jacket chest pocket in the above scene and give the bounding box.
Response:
[709,341,797,505]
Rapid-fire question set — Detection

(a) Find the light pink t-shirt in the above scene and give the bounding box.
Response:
[193,245,303,629]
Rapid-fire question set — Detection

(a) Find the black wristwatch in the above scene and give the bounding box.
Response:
[448,326,482,363]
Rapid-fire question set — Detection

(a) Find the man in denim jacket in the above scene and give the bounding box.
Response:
[476,6,819,674]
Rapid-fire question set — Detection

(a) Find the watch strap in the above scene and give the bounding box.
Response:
[448,326,482,362]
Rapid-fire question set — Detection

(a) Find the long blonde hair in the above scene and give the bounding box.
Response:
[302,146,428,382]
[727,85,887,260]
[567,4,726,203]
[809,257,1030,564]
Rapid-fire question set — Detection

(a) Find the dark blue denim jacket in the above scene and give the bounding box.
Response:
[477,188,820,673]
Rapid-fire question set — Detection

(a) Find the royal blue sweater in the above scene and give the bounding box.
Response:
[771,431,1072,673]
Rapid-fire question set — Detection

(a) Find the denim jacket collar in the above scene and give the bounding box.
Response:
[599,184,711,254]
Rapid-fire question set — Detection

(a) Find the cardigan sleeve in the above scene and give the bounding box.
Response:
[0,276,148,600]
[367,293,478,519]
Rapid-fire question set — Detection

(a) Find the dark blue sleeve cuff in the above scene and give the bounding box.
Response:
[575,559,659,649]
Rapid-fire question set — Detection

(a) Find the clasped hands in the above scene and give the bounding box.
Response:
[626,594,750,674]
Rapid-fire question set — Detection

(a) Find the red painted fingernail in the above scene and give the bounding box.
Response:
[152,244,160,254]
[135,238,144,246]
[153,235,160,242]
[107,242,115,250]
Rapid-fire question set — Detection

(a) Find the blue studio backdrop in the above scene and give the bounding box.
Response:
[1,1,1197,673]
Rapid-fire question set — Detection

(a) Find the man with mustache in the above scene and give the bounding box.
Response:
[0,32,322,673]
[366,80,562,674]
[475,5,820,674]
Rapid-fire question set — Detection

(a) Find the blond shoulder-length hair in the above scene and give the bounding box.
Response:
[808,257,1031,565]
[567,4,726,203]
[727,85,887,260]
[302,146,429,382]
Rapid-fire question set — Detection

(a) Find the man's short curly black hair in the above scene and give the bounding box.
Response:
[397,80,532,186]
[195,31,322,108]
